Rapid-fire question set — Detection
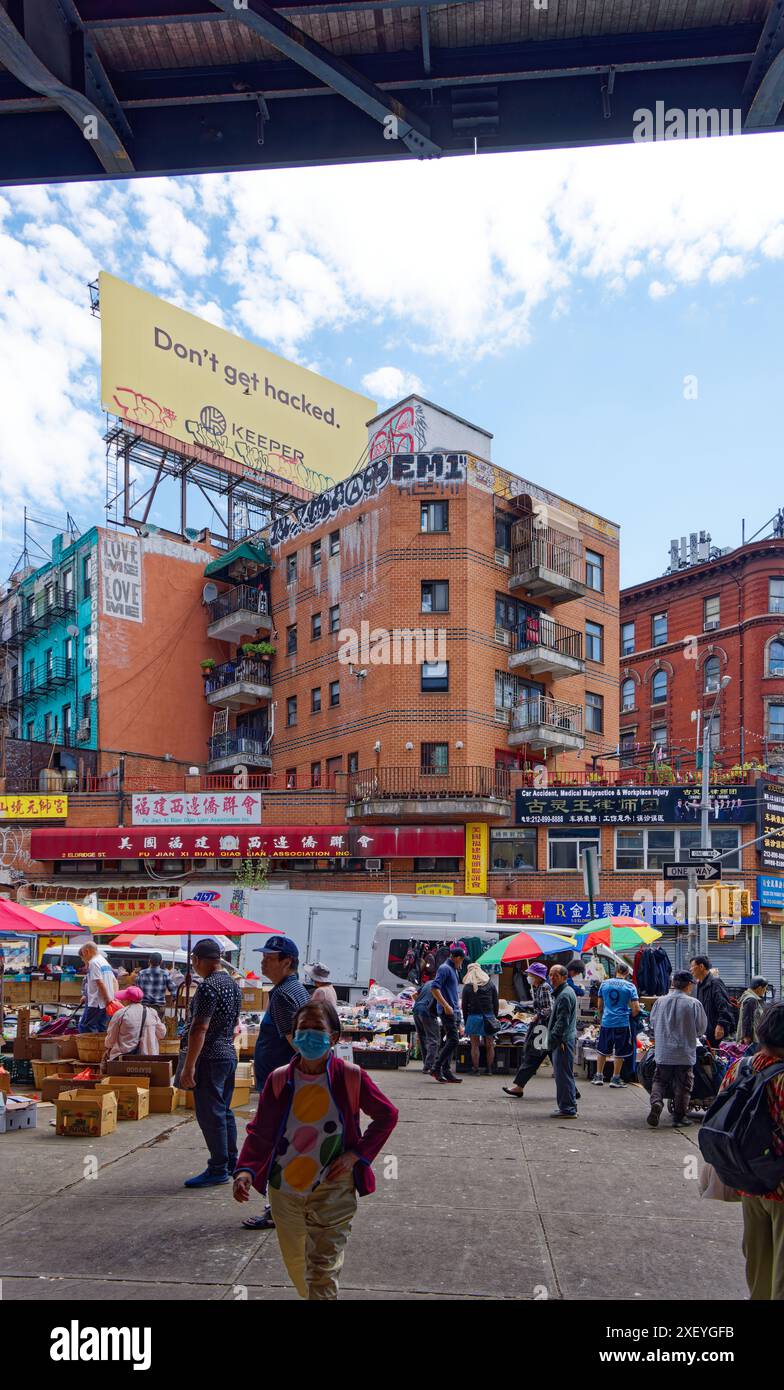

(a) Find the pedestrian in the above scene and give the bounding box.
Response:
[547,963,578,1118]
[177,939,242,1189]
[646,970,708,1129]
[565,960,586,996]
[736,977,768,1047]
[719,1002,784,1300]
[307,962,339,1010]
[430,941,467,1084]
[690,955,736,1048]
[502,961,553,1098]
[242,934,309,1230]
[461,960,499,1076]
[103,986,167,1062]
[136,952,179,1018]
[592,962,640,1089]
[77,942,117,1033]
[233,998,398,1300]
[412,978,441,1074]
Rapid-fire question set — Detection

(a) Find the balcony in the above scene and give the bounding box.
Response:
[207,731,272,774]
[206,585,272,643]
[508,616,584,679]
[346,765,512,821]
[204,658,272,710]
[20,658,72,701]
[30,590,76,630]
[509,518,588,604]
[508,695,585,752]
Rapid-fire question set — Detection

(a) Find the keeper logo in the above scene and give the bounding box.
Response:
[50,1320,151,1371]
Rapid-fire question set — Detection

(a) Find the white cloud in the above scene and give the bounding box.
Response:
[361,366,424,402]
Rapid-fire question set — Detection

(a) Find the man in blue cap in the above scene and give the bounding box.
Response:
[241,934,309,1230]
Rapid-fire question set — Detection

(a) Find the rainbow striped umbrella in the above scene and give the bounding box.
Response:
[477,928,577,965]
[573,917,662,953]
[29,902,121,930]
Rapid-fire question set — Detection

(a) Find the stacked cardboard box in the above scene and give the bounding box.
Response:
[104,1056,179,1116]
[56,1089,117,1138]
[94,1079,150,1121]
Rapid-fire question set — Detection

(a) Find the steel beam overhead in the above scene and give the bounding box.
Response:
[743,0,784,126]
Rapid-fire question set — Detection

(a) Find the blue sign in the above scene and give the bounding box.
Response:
[757,876,784,909]
[544,899,760,928]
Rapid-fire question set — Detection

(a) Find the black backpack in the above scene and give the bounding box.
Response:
[698,1057,784,1196]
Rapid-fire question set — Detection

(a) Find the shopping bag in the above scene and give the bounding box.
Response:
[698,1158,741,1203]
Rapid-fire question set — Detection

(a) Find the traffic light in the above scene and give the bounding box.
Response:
[718,888,751,919]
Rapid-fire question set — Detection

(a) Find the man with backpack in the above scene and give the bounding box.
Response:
[689,956,736,1049]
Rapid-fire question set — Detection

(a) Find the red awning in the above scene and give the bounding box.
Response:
[29,824,465,862]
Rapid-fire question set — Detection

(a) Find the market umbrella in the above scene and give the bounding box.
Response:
[0,899,90,1009]
[572,917,663,954]
[476,928,577,966]
[29,902,121,930]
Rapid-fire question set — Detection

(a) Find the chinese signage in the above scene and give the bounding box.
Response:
[757,875,784,909]
[515,785,757,826]
[0,795,68,820]
[131,792,262,826]
[30,824,464,861]
[415,882,455,896]
[465,822,489,895]
[544,899,760,927]
[101,897,172,920]
[758,780,784,871]
[101,533,143,623]
[495,900,545,921]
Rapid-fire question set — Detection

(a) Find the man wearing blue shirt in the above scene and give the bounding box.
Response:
[430,942,467,1085]
[593,962,640,1089]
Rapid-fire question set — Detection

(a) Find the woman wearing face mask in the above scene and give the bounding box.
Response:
[232,1000,398,1300]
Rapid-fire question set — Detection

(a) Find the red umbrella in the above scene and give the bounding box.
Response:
[0,898,87,932]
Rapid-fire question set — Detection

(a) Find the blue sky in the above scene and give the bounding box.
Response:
[1,130,783,589]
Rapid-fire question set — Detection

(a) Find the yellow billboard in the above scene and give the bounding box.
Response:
[99,272,375,493]
[0,794,68,820]
[465,822,489,896]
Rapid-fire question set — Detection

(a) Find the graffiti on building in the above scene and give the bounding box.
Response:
[468,457,619,540]
[368,402,428,460]
[269,452,467,547]
[113,386,176,430]
[0,825,33,880]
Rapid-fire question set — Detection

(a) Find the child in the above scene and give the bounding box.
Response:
[233,998,398,1300]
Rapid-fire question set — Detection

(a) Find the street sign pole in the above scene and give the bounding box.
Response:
[687,868,699,965]
[583,847,600,924]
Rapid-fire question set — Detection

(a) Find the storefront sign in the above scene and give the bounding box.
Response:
[515,784,757,826]
[100,533,143,623]
[757,875,784,909]
[131,792,262,826]
[0,795,68,820]
[464,822,489,895]
[415,882,455,896]
[31,824,465,862]
[495,900,545,921]
[758,781,784,871]
[544,898,760,927]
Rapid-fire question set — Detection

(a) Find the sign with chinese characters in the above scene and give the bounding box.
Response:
[495,900,545,922]
[757,875,784,909]
[131,792,262,826]
[515,785,757,826]
[0,795,68,820]
[544,898,760,927]
[100,897,172,920]
[415,882,455,897]
[29,823,465,862]
[464,822,488,895]
[100,533,143,623]
[758,780,784,871]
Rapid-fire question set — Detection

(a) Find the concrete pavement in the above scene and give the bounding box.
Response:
[0,1065,749,1301]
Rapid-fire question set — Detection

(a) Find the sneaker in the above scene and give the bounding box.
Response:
[609,1077,627,1088]
[591,1075,604,1086]
[442,1073,463,1084]
[432,1071,447,1084]
[646,1101,663,1128]
[672,1116,694,1128]
[184,1170,231,1188]
[550,1109,577,1117]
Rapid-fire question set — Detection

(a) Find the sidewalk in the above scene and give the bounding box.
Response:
[0,1067,748,1301]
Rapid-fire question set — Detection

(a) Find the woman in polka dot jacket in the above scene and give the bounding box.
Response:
[234,999,399,1300]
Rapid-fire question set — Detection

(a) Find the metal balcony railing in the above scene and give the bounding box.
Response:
[207,584,269,624]
[511,695,584,735]
[21,658,72,698]
[29,590,76,630]
[204,658,272,695]
[510,615,583,661]
[511,517,584,582]
[207,731,271,762]
[347,765,512,802]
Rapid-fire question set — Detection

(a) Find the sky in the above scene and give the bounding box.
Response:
[1,129,783,589]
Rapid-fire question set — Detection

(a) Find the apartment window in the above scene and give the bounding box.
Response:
[329,604,340,634]
[548,829,601,872]
[651,669,668,704]
[616,827,740,871]
[586,691,604,734]
[326,755,342,785]
[329,679,340,707]
[769,578,784,614]
[25,657,34,690]
[26,720,34,741]
[63,568,74,606]
[490,828,537,872]
[709,719,721,754]
[680,827,740,871]
[82,554,92,599]
[585,621,603,663]
[62,704,72,744]
[347,751,359,775]
[329,530,340,557]
[45,648,54,677]
[495,512,514,552]
[286,623,297,656]
[420,501,449,533]
[704,594,720,630]
[44,711,57,742]
[586,550,604,592]
[414,857,461,874]
[619,731,636,768]
[421,660,449,693]
[311,761,321,787]
[286,695,297,727]
[703,655,721,694]
[421,580,449,613]
[421,742,449,772]
[45,584,54,610]
[81,694,90,723]
[286,554,297,584]
[311,687,322,714]
[83,625,93,667]
[621,621,635,656]
[652,612,668,647]
[769,640,784,676]
[311,539,322,567]
[769,703,784,742]
[651,725,667,756]
[621,678,636,712]
[311,612,322,640]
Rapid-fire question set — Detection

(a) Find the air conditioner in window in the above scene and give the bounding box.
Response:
[494,627,511,646]
[494,549,510,567]
[76,719,90,742]
[494,709,510,725]
[704,619,720,631]
[365,858,382,872]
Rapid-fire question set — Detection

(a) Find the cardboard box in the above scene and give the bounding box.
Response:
[58,980,84,1002]
[148,1086,181,1114]
[31,1058,88,1089]
[0,1069,11,1095]
[94,1081,150,1122]
[56,1089,117,1138]
[5,982,33,1006]
[234,1062,255,1084]
[0,1095,38,1133]
[182,1081,252,1111]
[42,1073,103,1103]
[30,980,60,1004]
[104,1056,173,1088]
[240,986,267,1011]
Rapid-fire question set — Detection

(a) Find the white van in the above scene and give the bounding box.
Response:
[40,944,190,974]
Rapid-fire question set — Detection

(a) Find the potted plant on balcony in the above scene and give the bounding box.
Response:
[200,658,216,676]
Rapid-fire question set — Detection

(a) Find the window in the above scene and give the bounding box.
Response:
[548,829,601,872]
[616,827,740,871]
[769,578,784,614]
[25,720,34,741]
[490,829,537,872]
[709,719,721,754]
[769,640,784,676]
[83,625,93,667]
[44,711,57,742]
[311,539,322,567]
[329,530,340,557]
[286,554,297,585]
[421,660,449,692]
[621,621,635,656]
[329,604,340,634]
[326,755,342,784]
[703,655,721,694]
[768,704,784,742]
[679,828,741,871]
[621,678,636,712]
[311,687,321,713]
[651,669,668,704]
[25,657,34,689]
[329,679,340,707]
[586,691,604,733]
[495,512,514,552]
[421,742,448,772]
[311,761,321,787]
[286,623,297,655]
[619,731,636,768]
[420,501,449,533]
[63,569,73,605]
[651,725,667,755]
[45,584,54,610]
[62,704,72,744]
[82,554,92,599]
[286,767,297,789]
[704,595,720,630]
[286,695,297,727]
[652,612,668,647]
[421,580,449,613]
[414,857,461,873]
[347,751,359,775]
[45,648,54,677]
[585,621,603,662]
[586,550,604,591]
[311,612,322,640]
[64,636,74,676]
[81,694,90,723]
